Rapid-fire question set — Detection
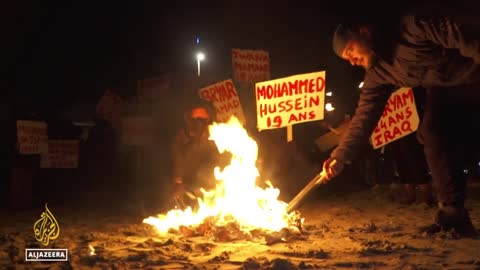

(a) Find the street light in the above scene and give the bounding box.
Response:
[196,52,205,77]
[325,103,335,111]
[326,91,333,96]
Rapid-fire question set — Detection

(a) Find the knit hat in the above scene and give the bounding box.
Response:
[332,24,354,57]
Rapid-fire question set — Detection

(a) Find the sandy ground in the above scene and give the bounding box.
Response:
[1,183,479,270]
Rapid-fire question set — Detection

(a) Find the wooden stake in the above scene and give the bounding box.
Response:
[287,125,293,142]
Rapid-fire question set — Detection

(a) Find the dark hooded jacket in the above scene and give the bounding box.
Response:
[332,14,480,163]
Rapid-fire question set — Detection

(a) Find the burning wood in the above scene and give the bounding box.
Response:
[167,212,306,245]
[143,117,305,242]
[88,244,96,256]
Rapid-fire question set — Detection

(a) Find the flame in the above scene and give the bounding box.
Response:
[88,245,96,256]
[143,116,298,234]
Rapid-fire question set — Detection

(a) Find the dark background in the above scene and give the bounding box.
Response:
[2,1,478,211]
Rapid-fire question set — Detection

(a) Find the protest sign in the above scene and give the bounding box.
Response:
[255,71,326,130]
[198,79,246,124]
[40,140,79,168]
[16,120,48,154]
[96,89,124,124]
[370,87,420,149]
[121,117,156,146]
[138,73,171,100]
[232,49,270,83]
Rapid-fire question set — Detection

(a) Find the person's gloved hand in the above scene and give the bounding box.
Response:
[322,157,345,180]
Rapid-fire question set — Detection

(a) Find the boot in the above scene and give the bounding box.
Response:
[419,205,477,237]
[415,183,435,206]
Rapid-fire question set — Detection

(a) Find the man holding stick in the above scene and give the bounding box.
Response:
[323,9,480,236]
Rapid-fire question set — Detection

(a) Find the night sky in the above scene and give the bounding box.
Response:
[5,1,437,118]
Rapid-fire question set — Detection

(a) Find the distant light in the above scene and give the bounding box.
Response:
[326,92,333,96]
[196,36,200,44]
[463,169,469,174]
[358,81,364,88]
[325,103,335,111]
[196,52,205,77]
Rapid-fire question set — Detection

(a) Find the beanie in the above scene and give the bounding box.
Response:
[332,24,354,57]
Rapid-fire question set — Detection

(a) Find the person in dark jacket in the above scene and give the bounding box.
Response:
[323,11,480,235]
[171,99,222,208]
[385,131,434,205]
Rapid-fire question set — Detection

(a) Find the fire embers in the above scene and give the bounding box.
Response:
[167,211,306,245]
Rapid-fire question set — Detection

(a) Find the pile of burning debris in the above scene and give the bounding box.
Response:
[143,118,310,245]
[164,211,306,245]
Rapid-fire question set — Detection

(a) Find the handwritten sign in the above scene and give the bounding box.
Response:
[121,117,156,146]
[138,73,171,100]
[40,140,79,168]
[96,89,124,124]
[232,49,270,83]
[16,120,48,154]
[198,79,246,124]
[371,87,420,149]
[255,71,326,130]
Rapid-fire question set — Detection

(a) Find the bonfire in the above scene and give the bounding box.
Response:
[143,117,303,242]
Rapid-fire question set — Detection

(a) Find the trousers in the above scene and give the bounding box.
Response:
[418,85,480,207]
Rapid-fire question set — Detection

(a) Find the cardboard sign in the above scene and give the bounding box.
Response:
[16,120,48,154]
[121,117,156,146]
[40,140,79,168]
[315,120,351,152]
[255,71,326,130]
[232,49,270,83]
[96,89,124,124]
[370,87,420,149]
[138,73,171,100]
[198,79,246,124]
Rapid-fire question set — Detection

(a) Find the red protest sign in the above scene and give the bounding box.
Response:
[40,140,79,168]
[232,49,270,83]
[370,87,420,149]
[198,79,246,124]
[255,71,326,130]
[16,120,48,154]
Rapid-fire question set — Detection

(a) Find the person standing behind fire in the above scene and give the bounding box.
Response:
[382,88,434,205]
[385,131,434,205]
[171,99,223,206]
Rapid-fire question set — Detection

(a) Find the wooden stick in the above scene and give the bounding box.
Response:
[287,125,293,142]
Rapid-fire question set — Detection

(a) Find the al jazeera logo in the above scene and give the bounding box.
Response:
[25,204,68,261]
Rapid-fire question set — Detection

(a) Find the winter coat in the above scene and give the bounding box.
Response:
[332,14,480,163]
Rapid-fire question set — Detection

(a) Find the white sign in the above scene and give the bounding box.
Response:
[198,79,246,124]
[255,71,326,130]
[232,49,270,83]
[138,73,171,100]
[16,120,48,155]
[370,87,420,149]
[40,140,79,168]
